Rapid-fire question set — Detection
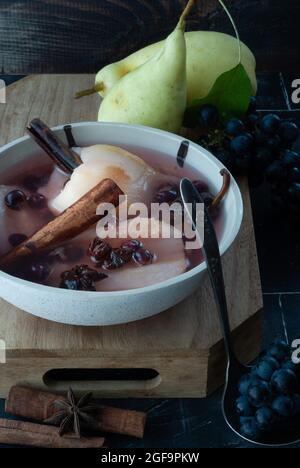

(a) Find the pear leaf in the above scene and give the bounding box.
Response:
[184,63,252,124]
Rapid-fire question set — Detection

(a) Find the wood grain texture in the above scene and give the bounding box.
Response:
[0,75,263,397]
[0,0,297,74]
[0,0,216,73]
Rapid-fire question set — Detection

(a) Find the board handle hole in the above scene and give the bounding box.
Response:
[43,368,161,393]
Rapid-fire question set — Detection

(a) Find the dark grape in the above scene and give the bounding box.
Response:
[254,356,279,381]
[29,262,51,283]
[153,185,178,204]
[238,374,259,396]
[255,406,277,430]
[182,102,300,204]
[271,368,297,393]
[60,265,107,290]
[27,193,47,209]
[4,190,26,210]
[267,339,290,361]
[235,339,300,441]
[60,271,80,290]
[235,396,254,417]
[102,250,125,270]
[132,248,153,266]
[281,150,300,169]
[225,118,245,136]
[247,96,257,114]
[197,104,219,128]
[8,233,28,247]
[88,238,112,264]
[78,265,107,290]
[260,114,281,135]
[279,121,299,143]
[246,113,259,129]
[230,133,253,156]
[76,265,103,282]
[121,239,142,252]
[272,395,294,419]
[114,247,133,264]
[240,416,261,440]
[248,380,271,407]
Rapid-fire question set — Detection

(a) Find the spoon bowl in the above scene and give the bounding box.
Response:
[223,360,300,446]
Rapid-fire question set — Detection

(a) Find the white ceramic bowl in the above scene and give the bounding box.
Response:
[0,122,243,326]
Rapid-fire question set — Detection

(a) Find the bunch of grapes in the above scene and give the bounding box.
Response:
[235,339,300,441]
[184,98,300,221]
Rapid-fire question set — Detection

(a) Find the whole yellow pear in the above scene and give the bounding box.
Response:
[94,31,256,105]
[98,0,195,132]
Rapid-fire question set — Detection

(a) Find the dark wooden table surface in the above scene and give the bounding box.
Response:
[0,0,300,449]
[0,0,299,74]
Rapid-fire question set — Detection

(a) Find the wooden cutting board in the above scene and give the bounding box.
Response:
[0,75,263,397]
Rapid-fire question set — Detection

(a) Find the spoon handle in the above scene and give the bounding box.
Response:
[180,178,239,364]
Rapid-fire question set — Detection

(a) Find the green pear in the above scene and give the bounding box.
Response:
[77,32,256,106]
[97,0,196,133]
[96,31,257,104]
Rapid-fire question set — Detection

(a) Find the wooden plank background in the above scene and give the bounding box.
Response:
[0,0,299,74]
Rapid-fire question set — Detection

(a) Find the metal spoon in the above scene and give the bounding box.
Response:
[180,177,300,447]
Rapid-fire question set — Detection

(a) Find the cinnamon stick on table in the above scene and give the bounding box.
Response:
[0,418,105,448]
[0,178,123,268]
[6,386,146,439]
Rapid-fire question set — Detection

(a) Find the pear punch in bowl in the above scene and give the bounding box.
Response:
[0,121,243,326]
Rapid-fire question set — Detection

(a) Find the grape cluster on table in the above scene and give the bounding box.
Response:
[235,339,300,441]
[185,98,300,222]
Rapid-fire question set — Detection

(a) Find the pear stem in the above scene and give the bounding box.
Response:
[75,82,104,99]
[218,0,241,64]
[177,0,196,29]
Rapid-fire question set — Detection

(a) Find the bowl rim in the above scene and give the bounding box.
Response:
[0,121,243,297]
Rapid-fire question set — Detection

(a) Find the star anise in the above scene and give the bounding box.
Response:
[44,387,102,437]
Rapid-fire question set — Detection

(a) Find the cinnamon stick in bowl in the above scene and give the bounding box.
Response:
[0,178,123,268]
[27,118,82,173]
